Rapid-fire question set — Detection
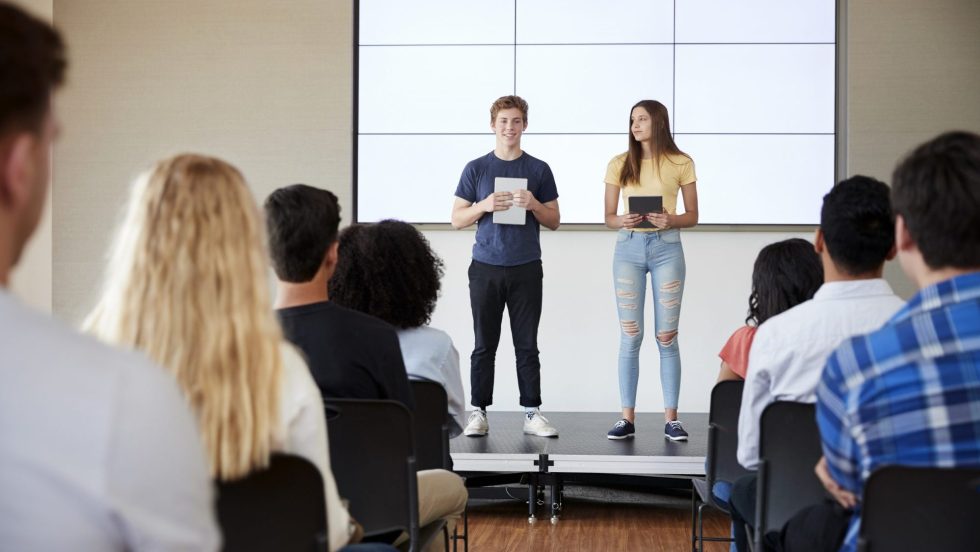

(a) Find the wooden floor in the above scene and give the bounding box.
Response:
[464,497,733,552]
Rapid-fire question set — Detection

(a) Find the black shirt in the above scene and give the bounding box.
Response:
[277,301,415,410]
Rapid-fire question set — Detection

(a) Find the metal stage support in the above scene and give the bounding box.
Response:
[453,412,710,520]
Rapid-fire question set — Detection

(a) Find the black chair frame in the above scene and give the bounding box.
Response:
[857,465,980,551]
[216,453,328,552]
[752,401,824,552]
[690,379,750,552]
[325,398,445,552]
[410,379,467,552]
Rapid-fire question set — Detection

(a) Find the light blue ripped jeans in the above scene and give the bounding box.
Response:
[613,228,685,409]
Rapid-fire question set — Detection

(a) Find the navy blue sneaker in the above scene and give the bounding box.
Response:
[606,419,635,440]
[664,420,688,441]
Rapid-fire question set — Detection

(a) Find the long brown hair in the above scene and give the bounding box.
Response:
[85,154,283,481]
[619,100,690,186]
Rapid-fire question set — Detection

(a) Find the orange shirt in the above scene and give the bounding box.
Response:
[718,325,758,379]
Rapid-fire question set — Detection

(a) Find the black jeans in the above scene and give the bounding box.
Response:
[774,501,850,552]
[468,259,543,408]
[730,474,847,552]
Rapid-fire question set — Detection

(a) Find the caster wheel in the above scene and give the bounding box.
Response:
[550,516,559,525]
[528,516,537,524]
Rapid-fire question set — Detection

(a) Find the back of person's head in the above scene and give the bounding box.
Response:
[329,219,445,329]
[264,184,340,283]
[0,3,65,138]
[85,153,283,480]
[0,3,66,267]
[747,238,823,325]
[820,175,895,275]
[892,131,980,270]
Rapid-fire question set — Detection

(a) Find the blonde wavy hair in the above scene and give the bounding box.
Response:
[85,153,283,481]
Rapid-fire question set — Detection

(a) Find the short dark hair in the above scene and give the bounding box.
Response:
[892,131,980,269]
[820,175,895,275]
[747,238,823,325]
[329,219,444,329]
[264,184,340,283]
[0,3,66,136]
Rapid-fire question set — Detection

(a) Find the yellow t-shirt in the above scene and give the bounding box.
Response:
[604,152,696,232]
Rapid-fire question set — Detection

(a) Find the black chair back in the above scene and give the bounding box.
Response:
[325,399,421,550]
[410,379,452,471]
[691,379,752,551]
[858,465,980,551]
[707,379,751,488]
[755,401,825,547]
[216,453,327,552]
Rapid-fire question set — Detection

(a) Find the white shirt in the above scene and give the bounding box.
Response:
[277,344,351,552]
[0,290,220,551]
[397,326,466,438]
[737,279,904,470]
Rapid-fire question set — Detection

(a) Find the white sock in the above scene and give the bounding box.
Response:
[525,407,538,419]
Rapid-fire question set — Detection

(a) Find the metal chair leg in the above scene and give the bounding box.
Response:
[691,487,700,552]
[449,506,468,552]
[691,485,738,552]
[698,502,709,552]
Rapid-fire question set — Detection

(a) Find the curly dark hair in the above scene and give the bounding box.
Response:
[746,238,823,326]
[329,219,445,329]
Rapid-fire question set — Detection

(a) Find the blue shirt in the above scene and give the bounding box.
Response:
[454,151,559,267]
[816,271,980,552]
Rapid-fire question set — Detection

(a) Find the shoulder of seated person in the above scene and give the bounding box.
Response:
[332,303,395,328]
[406,325,452,342]
[337,308,401,345]
[754,299,819,335]
[9,301,163,384]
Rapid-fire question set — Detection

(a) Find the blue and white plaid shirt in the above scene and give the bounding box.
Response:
[816,271,980,552]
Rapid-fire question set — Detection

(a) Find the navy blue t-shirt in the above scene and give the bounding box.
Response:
[454,151,559,266]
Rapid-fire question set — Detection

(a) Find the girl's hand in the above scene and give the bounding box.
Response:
[648,210,671,229]
[621,213,644,229]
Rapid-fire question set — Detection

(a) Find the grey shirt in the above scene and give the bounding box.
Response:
[397,326,465,438]
[0,290,220,551]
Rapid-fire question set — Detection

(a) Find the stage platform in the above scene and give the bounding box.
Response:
[450,412,707,476]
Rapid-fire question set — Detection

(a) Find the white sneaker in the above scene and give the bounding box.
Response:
[523,410,559,438]
[463,410,489,437]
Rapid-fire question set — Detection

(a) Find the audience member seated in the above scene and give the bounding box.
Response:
[729,176,905,552]
[83,155,358,551]
[717,238,823,382]
[778,131,980,552]
[710,238,822,549]
[330,220,466,438]
[265,185,467,552]
[265,185,414,409]
[0,6,219,550]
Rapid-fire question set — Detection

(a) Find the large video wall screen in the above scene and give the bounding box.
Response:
[356,0,837,225]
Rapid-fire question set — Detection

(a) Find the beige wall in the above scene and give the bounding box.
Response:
[42,0,980,411]
[846,0,980,178]
[846,0,980,298]
[51,0,352,319]
[9,0,53,311]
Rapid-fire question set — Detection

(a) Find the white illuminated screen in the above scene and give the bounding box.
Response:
[356,0,837,225]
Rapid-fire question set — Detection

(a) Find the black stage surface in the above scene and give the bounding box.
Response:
[450,412,708,476]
